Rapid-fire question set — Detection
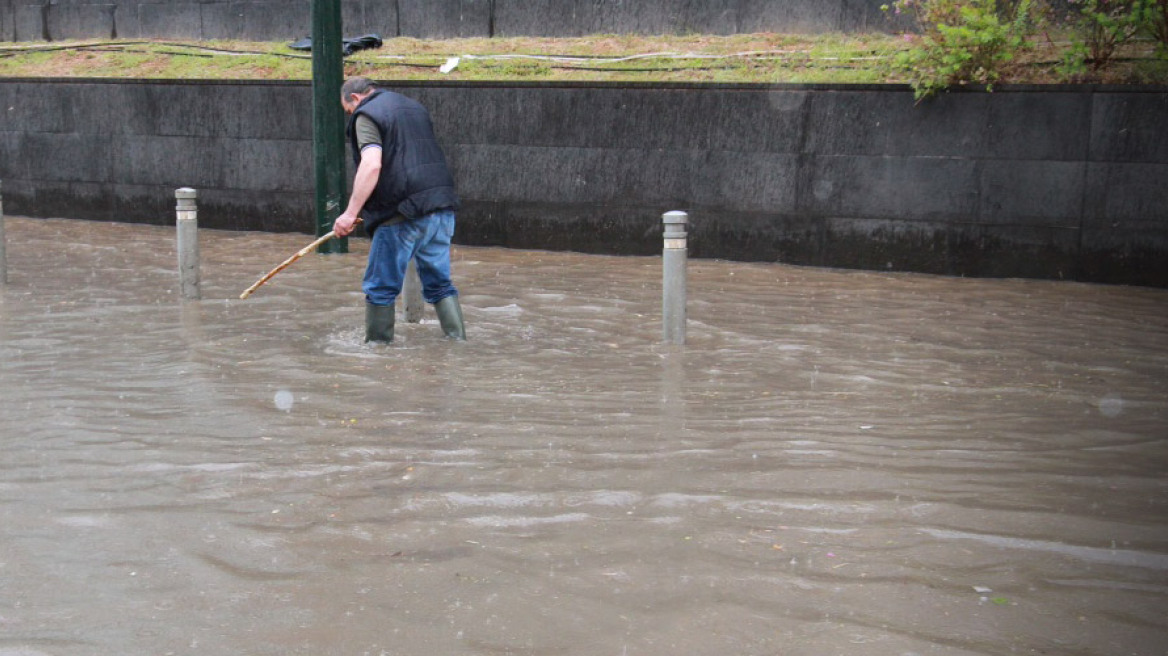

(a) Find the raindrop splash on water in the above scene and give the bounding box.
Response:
[1098,393,1124,418]
[274,389,294,412]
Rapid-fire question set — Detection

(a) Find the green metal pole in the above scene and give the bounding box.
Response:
[312,0,348,253]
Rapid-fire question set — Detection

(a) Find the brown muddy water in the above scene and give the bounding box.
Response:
[0,217,1166,656]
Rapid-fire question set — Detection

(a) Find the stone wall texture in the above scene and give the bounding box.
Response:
[1,78,1165,286]
[0,0,914,42]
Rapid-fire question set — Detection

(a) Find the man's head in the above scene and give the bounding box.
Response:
[341,77,377,114]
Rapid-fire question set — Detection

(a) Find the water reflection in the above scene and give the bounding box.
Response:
[0,217,1166,655]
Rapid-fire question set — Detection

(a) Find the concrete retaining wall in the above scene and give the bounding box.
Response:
[0,0,909,42]
[1,78,1165,286]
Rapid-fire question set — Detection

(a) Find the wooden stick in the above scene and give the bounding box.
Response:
[239,221,359,299]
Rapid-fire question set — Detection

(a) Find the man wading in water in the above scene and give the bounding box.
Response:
[332,76,466,343]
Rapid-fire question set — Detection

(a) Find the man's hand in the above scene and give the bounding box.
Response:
[333,212,360,237]
[332,147,382,238]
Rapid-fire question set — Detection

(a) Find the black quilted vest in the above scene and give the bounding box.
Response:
[347,89,459,233]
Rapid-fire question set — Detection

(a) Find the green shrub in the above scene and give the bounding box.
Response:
[1058,0,1168,77]
[1142,0,1168,49]
[884,0,1038,99]
[1074,0,1144,68]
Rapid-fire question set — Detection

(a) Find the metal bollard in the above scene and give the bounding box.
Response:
[403,259,424,323]
[175,188,200,300]
[662,210,688,345]
[0,179,7,286]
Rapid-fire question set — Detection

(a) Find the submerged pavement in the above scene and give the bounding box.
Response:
[1,217,1166,655]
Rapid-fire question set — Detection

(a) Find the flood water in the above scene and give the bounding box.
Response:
[1,216,1166,656]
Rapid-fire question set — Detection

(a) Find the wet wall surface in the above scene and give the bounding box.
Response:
[0,0,901,42]
[1,217,1166,655]
[2,79,1166,287]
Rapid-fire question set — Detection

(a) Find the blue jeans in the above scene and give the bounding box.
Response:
[363,210,458,306]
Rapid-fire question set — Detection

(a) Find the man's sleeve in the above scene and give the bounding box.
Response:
[355,115,382,151]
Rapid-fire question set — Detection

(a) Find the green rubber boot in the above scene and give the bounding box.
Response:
[365,304,395,343]
[434,295,466,341]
